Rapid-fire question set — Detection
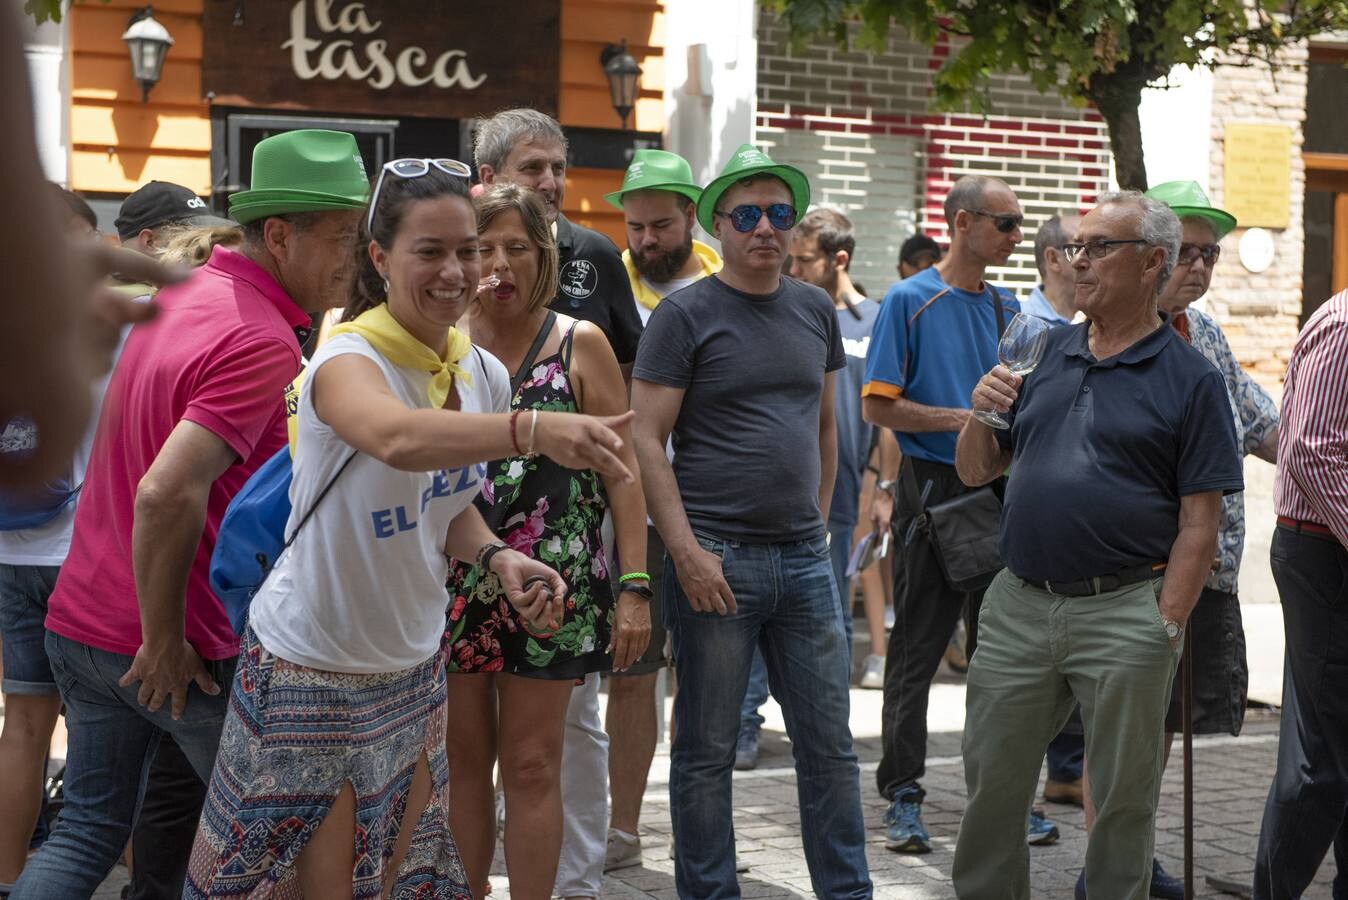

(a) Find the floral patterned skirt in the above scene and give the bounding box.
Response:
[184,627,470,899]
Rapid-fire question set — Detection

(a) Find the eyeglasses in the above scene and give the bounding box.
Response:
[714,203,796,233]
[1061,239,1150,262]
[367,158,473,233]
[965,209,1024,233]
[1178,243,1221,266]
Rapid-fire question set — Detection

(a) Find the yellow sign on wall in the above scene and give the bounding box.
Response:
[1223,123,1293,229]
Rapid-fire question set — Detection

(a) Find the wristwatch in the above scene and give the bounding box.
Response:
[876,479,898,497]
[1162,617,1183,641]
[620,583,655,601]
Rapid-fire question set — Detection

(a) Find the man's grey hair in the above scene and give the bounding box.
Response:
[1033,213,1074,277]
[1097,190,1181,295]
[943,175,1001,226]
[474,108,568,173]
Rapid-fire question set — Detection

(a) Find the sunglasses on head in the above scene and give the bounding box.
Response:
[715,203,797,233]
[1178,243,1221,266]
[368,158,473,233]
[965,209,1024,233]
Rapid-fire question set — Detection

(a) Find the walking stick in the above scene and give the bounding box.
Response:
[1183,625,1194,899]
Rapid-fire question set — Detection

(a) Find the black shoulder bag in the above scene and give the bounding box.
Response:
[902,287,1007,594]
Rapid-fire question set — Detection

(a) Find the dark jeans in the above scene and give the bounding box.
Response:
[740,520,853,737]
[12,633,234,899]
[877,457,983,801]
[666,531,871,899]
[127,736,207,900]
[1254,527,1348,900]
[1046,707,1085,782]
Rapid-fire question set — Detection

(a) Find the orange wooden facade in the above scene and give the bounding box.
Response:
[66,0,664,244]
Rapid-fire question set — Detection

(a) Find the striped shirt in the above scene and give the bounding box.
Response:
[1275,290,1348,546]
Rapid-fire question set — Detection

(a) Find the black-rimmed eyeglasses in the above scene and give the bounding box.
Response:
[1062,239,1150,262]
[368,158,473,233]
[1178,243,1221,266]
[965,209,1024,233]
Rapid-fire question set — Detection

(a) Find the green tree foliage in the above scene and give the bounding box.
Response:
[766,0,1348,190]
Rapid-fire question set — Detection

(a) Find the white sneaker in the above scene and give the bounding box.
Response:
[859,654,886,689]
[605,829,643,872]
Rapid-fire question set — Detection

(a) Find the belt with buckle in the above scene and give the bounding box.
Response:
[1026,562,1167,597]
[1276,515,1341,543]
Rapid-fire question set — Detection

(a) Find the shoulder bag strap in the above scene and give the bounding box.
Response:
[990,286,1007,338]
[283,449,358,548]
[510,310,558,395]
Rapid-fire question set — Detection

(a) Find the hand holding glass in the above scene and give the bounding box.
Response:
[972,312,1050,429]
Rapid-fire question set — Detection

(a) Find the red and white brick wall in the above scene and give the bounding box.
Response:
[755,12,1111,298]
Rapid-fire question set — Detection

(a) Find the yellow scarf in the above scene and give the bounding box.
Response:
[622,240,724,311]
[328,303,473,408]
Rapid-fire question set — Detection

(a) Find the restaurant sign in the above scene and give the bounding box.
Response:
[204,0,560,119]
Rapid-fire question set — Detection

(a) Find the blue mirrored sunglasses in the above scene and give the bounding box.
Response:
[715,203,797,233]
[368,158,473,233]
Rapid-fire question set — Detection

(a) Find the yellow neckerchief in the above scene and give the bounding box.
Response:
[328,302,472,409]
[622,240,723,311]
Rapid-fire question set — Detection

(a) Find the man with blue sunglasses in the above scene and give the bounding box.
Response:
[632,144,872,899]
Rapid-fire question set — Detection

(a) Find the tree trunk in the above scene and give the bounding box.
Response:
[1092,75,1149,192]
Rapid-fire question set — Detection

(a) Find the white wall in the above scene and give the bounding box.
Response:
[663,0,758,242]
[24,17,68,184]
[1131,64,1215,191]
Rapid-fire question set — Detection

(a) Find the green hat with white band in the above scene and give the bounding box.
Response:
[1143,180,1238,239]
[605,149,703,209]
[229,129,371,225]
[696,144,811,234]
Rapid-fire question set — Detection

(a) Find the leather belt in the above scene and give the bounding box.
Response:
[1276,515,1339,541]
[1023,562,1167,598]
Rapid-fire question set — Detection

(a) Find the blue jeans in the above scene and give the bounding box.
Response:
[740,522,853,737]
[11,633,235,899]
[667,530,871,899]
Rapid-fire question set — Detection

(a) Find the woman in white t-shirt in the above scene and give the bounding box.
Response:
[185,162,636,899]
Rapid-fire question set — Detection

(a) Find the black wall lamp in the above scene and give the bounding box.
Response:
[601,40,643,130]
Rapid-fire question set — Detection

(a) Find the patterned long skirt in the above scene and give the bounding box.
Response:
[184,628,471,898]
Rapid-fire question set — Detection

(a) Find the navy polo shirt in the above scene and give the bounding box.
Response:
[995,316,1243,584]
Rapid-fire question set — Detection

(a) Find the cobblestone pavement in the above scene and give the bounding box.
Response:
[77,701,1336,899]
[568,710,1338,899]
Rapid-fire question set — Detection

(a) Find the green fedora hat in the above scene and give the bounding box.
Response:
[1144,180,1237,239]
[696,143,810,234]
[604,149,703,209]
[229,129,371,225]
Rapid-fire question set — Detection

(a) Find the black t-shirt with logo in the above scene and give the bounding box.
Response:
[550,216,643,365]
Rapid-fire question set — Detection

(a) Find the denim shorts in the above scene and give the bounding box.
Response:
[0,563,62,695]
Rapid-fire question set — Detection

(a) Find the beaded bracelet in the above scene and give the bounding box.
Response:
[618,571,651,584]
[509,410,525,455]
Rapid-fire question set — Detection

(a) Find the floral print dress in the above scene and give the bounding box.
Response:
[446,324,613,679]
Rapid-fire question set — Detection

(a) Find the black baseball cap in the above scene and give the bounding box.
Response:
[115,181,235,241]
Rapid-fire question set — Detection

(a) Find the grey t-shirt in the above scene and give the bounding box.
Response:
[634,275,846,543]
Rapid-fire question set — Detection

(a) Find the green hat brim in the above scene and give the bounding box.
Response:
[229,187,369,225]
[604,182,703,210]
[1168,205,1238,240]
[696,164,810,234]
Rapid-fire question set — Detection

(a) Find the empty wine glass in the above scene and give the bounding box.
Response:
[972,312,1051,429]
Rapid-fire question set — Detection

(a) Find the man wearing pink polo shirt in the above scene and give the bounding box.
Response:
[13,130,369,898]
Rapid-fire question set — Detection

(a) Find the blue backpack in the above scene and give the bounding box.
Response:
[209,445,355,635]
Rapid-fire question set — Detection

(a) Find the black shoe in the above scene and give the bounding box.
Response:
[1149,858,1185,899]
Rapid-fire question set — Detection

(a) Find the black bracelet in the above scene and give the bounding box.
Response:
[619,583,655,601]
[478,541,508,574]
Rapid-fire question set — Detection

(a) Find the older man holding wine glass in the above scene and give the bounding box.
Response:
[949,191,1245,900]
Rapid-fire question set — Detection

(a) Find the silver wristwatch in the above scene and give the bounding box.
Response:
[1162,618,1183,641]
